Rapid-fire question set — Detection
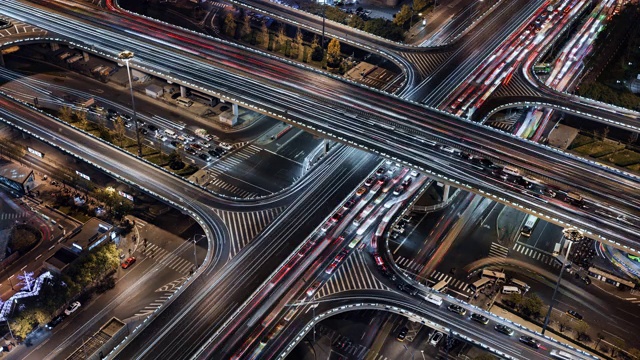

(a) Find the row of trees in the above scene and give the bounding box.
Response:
[9,243,120,339]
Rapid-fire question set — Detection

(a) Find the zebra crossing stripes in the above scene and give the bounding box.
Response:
[315,324,390,360]
[399,51,453,79]
[0,19,47,39]
[315,252,388,298]
[211,206,286,258]
[145,243,194,275]
[133,277,187,318]
[0,211,28,220]
[512,243,561,268]
[428,270,473,294]
[491,73,542,98]
[489,242,510,258]
[395,256,424,272]
[205,144,263,198]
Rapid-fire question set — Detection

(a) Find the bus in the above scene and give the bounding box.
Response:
[423,293,443,306]
[566,192,583,206]
[432,278,450,292]
[470,277,492,292]
[533,63,551,74]
[482,269,506,282]
[520,214,539,237]
[510,279,530,293]
[502,165,521,176]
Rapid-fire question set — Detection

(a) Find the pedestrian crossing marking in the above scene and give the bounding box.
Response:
[315,252,388,298]
[489,242,509,258]
[211,206,286,258]
[144,243,194,275]
[513,243,561,268]
[204,144,265,198]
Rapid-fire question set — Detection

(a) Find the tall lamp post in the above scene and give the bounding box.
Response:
[118,50,142,157]
[542,228,583,334]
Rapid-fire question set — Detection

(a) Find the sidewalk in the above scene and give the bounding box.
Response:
[495,205,525,247]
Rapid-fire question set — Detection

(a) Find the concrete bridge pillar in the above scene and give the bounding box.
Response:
[232,103,239,116]
[50,43,59,51]
[443,184,450,201]
[180,85,187,98]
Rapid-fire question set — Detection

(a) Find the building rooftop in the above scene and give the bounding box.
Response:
[0,160,31,184]
[45,247,79,272]
[69,217,112,252]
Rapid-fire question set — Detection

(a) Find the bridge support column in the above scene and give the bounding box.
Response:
[180,85,187,98]
[50,43,59,51]
[82,51,89,63]
[443,184,450,201]
[232,103,239,116]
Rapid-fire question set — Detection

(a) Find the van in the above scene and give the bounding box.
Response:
[502,285,521,294]
[177,135,188,143]
[164,129,177,138]
[58,52,72,60]
[176,96,193,107]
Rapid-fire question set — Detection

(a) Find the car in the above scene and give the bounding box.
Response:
[330,213,341,222]
[364,176,376,186]
[139,128,148,135]
[355,187,367,196]
[325,263,337,275]
[122,256,136,269]
[170,140,181,148]
[494,324,514,336]
[429,331,443,346]
[373,253,384,266]
[208,149,222,158]
[219,142,233,150]
[147,124,158,132]
[402,177,413,187]
[306,281,321,297]
[197,140,211,148]
[402,285,418,296]
[393,186,404,196]
[320,221,332,232]
[410,170,419,177]
[190,143,203,151]
[334,251,347,263]
[121,114,132,121]
[64,301,81,315]
[566,310,583,320]
[198,153,212,162]
[377,175,387,185]
[185,147,197,155]
[343,199,355,209]
[46,315,65,330]
[375,167,385,175]
[396,327,408,341]
[213,146,227,155]
[448,304,466,316]
[470,313,490,325]
[519,335,540,348]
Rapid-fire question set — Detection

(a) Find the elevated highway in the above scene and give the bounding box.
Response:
[2,0,640,250]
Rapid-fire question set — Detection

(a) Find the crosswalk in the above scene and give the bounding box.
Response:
[132,276,187,318]
[0,18,47,39]
[491,73,543,98]
[144,243,195,275]
[489,242,510,259]
[0,211,28,220]
[204,144,264,198]
[211,206,286,258]
[315,323,392,360]
[315,251,389,298]
[513,243,561,268]
[399,51,454,79]
[427,269,474,295]
[395,255,425,272]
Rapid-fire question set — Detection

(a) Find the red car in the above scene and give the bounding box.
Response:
[122,256,136,269]
[325,263,338,275]
[364,176,376,186]
[374,253,384,266]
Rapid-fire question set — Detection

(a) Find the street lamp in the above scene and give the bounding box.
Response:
[542,228,583,334]
[421,350,425,360]
[118,50,142,157]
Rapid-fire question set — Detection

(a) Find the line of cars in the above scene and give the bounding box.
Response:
[45,301,82,331]
[446,304,541,349]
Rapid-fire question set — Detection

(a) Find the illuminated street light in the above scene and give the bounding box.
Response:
[118,50,142,157]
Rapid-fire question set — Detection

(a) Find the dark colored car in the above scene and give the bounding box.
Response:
[46,315,65,330]
[375,167,385,175]
[447,304,467,316]
[519,335,540,348]
[208,149,221,158]
[147,124,158,132]
[471,313,489,325]
[396,327,408,341]
[199,153,212,162]
[566,310,583,320]
[494,324,514,336]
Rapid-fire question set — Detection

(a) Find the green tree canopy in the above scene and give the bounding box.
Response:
[394,5,413,27]
[223,12,237,37]
[327,38,342,67]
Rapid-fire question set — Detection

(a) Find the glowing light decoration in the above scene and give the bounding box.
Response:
[0,271,53,321]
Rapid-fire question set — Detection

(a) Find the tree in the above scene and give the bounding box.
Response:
[275,24,287,52]
[521,293,543,319]
[573,321,589,341]
[258,21,269,48]
[74,108,89,129]
[413,0,428,12]
[628,348,640,360]
[113,115,126,147]
[311,35,323,61]
[348,15,365,30]
[59,105,74,122]
[394,4,413,27]
[292,28,303,58]
[506,292,523,309]
[223,12,236,37]
[611,337,626,357]
[326,38,341,68]
[596,332,605,349]
[239,14,252,40]
[10,308,48,340]
[603,126,610,140]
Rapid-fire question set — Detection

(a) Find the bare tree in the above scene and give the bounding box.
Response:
[113,115,126,147]
[59,105,74,122]
[74,108,89,129]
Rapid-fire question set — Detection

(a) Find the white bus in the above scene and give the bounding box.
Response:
[510,279,530,293]
[520,214,539,237]
[502,165,521,176]
[432,278,450,292]
[423,293,443,306]
[502,285,521,294]
[482,269,506,282]
[470,277,492,292]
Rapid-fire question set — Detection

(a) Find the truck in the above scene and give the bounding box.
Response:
[66,54,83,64]
[195,128,216,141]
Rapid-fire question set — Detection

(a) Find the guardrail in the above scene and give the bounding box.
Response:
[411,188,460,213]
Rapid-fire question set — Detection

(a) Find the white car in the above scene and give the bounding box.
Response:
[429,331,443,346]
[64,301,81,315]
[219,142,233,151]
[410,170,419,177]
